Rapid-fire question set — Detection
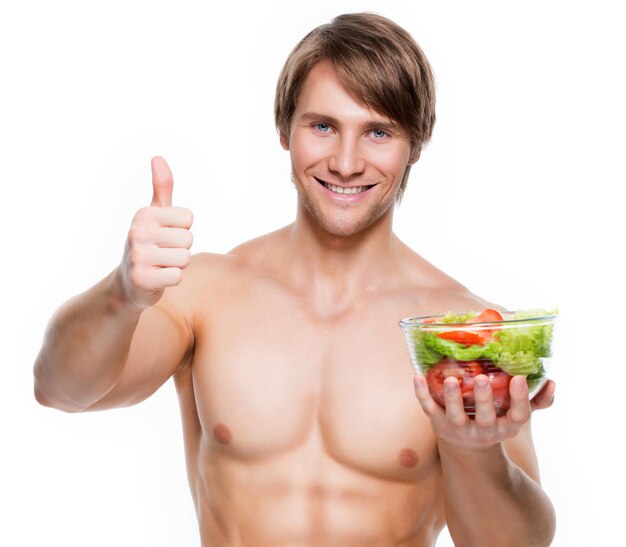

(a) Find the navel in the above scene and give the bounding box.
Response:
[398,448,419,468]
[212,423,232,445]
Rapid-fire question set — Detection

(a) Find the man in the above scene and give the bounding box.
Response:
[34,13,556,547]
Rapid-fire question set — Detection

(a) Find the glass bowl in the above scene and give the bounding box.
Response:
[399,310,558,417]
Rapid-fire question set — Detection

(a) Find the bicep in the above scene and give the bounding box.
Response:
[85,295,194,411]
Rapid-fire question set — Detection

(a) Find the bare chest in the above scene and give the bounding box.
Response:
[189,286,438,481]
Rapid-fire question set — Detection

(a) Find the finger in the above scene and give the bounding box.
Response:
[134,247,192,269]
[443,377,467,427]
[154,207,194,228]
[130,266,183,292]
[507,375,532,424]
[530,379,556,411]
[150,266,184,288]
[413,375,439,417]
[473,374,496,427]
[134,206,194,229]
[149,247,192,269]
[151,156,173,207]
[155,227,194,249]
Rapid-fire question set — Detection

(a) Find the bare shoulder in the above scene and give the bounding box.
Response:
[195,228,286,274]
[184,251,247,282]
[395,239,503,315]
[168,228,289,309]
[180,228,285,285]
[227,226,289,265]
[170,251,252,306]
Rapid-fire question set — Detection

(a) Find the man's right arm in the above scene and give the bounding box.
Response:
[33,157,194,412]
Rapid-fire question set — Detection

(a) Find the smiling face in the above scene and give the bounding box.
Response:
[281,62,418,238]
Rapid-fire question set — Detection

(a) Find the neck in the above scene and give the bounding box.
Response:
[286,203,402,301]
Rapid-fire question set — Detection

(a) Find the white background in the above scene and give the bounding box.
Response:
[1,0,624,545]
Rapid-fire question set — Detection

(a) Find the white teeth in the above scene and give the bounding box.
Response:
[324,182,367,194]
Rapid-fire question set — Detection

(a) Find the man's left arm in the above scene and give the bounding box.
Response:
[414,374,557,547]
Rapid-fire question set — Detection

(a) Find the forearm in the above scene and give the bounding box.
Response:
[439,440,556,547]
[34,267,143,412]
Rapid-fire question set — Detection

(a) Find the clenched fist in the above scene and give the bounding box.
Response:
[119,156,194,308]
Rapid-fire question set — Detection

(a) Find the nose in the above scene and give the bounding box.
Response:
[328,136,365,179]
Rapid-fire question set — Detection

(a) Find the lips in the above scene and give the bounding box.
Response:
[314,177,375,195]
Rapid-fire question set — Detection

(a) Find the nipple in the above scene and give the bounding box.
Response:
[398,448,419,468]
[212,423,232,445]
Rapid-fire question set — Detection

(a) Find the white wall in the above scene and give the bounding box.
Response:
[1,1,623,545]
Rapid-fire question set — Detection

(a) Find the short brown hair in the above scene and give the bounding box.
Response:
[274,12,436,201]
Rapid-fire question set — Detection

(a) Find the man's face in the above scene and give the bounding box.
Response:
[281,61,417,238]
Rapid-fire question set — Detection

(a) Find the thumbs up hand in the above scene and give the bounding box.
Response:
[119,156,194,308]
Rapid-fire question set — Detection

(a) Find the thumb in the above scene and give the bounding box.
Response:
[150,156,173,207]
[530,379,556,412]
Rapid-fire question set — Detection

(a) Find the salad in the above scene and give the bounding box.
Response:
[402,308,557,416]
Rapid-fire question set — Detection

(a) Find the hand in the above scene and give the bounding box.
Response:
[119,156,194,308]
[413,374,555,449]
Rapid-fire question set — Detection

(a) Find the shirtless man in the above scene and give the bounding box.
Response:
[34,13,556,547]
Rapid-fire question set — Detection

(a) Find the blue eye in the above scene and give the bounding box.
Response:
[315,123,331,132]
[372,129,387,139]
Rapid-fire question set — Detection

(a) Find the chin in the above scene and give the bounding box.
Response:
[317,220,366,238]
[300,195,393,239]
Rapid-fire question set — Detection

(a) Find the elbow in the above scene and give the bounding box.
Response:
[33,383,86,413]
[539,500,557,547]
[523,492,557,547]
[33,365,86,414]
[33,358,54,408]
[34,382,52,408]
[519,496,556,547]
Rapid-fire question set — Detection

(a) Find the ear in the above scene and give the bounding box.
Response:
[280,131,290,151]
[408,145,421,165]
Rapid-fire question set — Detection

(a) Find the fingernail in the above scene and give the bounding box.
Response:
[445,381,458,393]
[475,379,488,390]
[514,375,528,391]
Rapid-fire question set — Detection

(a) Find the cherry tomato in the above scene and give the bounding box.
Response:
[424,358,512,416]
[425,358,471,406]
[482,361,512,413]
[473,308,504,322]
[487,370,512,413]
[424,359,446,405]
[469,308,504,340]
[436,330,486,346]
[433,309,504,346]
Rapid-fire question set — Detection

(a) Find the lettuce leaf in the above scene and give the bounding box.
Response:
[415,309,557,377]
[484,319,555,375]
[420,332,489,361]
[508,308,558,320]
[440,311,478,323]
[413,331,444,367]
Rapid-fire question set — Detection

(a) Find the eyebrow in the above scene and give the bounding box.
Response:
[298,111,401,132]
